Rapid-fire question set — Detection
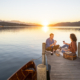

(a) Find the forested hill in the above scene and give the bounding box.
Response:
[0,21,41,26]
[50,21,80,26]
[0,21,80,26]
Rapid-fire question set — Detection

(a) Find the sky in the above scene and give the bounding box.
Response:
[0,0,80,24]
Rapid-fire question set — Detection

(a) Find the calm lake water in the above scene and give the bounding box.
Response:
[0,26,80,80]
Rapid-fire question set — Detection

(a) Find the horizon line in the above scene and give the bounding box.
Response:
[0,19,80,25]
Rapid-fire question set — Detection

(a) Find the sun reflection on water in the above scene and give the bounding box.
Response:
[42,26,49,32]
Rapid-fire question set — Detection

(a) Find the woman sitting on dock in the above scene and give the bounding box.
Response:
[61,33,77,55]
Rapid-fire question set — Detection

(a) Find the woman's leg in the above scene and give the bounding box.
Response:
[61,44,69,48]
[61,44,69,54]
[61,50,65,53]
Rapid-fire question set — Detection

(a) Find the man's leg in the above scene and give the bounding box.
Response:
[46,47,53,52]
[53,45,59,51]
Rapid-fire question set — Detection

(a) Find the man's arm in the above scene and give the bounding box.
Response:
[50,43,54,47]
[50,42,56,47]
[46,39,50,47]
[46,39,55,47]
[50,40,57,47]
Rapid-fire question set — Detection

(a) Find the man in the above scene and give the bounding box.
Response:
[46,33,59,53]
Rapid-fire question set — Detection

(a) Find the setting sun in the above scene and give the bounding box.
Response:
[42,21,49,26]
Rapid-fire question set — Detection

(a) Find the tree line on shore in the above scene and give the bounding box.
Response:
[0,21,80,26]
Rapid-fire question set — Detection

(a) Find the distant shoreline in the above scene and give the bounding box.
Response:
[0,21,80,26]
[49,21,80,26]
[0,21,41,26]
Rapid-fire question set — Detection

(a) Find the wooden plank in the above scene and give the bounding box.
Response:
[46,52,80,80]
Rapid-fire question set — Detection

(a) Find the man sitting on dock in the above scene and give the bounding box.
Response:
[46,33,59,53]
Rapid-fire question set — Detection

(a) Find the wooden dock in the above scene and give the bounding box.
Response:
[46,51,80,80]
[37,43,80,80]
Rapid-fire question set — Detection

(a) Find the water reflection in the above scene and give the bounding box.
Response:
[42,26,49,32]
[52,27,80,32]
[0,26,80,80]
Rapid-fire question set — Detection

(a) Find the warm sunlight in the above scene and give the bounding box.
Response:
[42,21,49,26]
[42,26,49,32]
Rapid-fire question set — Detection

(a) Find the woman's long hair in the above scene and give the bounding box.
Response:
[70,33,77,42]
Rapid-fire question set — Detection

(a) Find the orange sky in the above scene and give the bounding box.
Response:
[0,0,80,25]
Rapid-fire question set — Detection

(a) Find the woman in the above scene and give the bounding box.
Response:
[61,33,77,55]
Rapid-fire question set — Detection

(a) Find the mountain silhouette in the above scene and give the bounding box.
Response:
[0,21,41,26]
[0,20,80,26]
[50,21,80,26]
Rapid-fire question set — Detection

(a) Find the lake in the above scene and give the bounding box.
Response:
[0,26,80,80]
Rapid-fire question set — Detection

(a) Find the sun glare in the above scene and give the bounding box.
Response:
[42,26,49,32]
[41,21,49,32]
[42,21,49,26]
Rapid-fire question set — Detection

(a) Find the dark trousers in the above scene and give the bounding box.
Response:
[46,45,59,52]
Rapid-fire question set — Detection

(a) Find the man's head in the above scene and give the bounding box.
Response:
[50,33,54,39]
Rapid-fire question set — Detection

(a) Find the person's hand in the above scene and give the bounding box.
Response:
[54,40,57,44]
[64,49,67,51]
[63,41,66,44]
[55,40,57,43]
[54,41,57,45]
[64,49,70,51]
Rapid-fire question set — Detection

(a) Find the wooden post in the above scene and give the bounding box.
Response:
[78,42,80,58]
[37,43,47,80]
[42,43,46,65]
[37,64,47,80]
